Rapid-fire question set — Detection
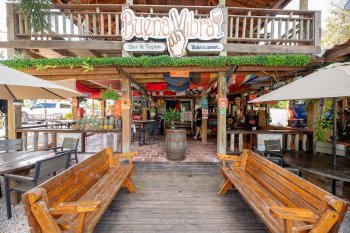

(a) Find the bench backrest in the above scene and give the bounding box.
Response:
[0,139,23,152]
[34,151,70,185]
[22,147,118,233]
[62,137,79,150]
[239,150,348,232]
[264,139,282,152]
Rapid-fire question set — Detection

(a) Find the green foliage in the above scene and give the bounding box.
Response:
[315,99,333,142]
[163,108,180,125]
[270,101,288,109]
[13,0,54,32]
[322,3,350,49]
[64,112,72,120]
[100,89,119,100]
[0,54,311,70]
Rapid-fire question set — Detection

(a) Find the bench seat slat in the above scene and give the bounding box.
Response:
[246,158,319,213]
[57,165,132,232]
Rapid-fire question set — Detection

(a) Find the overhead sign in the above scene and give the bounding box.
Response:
[123,43,166,53]
[121,7,224,57]
[170,70,190,78]
[199,98,208,108]
[187,43,223,52]
[218,98,228,109]
[202,108,208,119]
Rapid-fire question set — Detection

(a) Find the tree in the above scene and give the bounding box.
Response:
[321,2,350,49]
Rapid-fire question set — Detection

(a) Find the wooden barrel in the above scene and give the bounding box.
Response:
[166,129,187,161]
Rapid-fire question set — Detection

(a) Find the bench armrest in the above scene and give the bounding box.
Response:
[45,146,63,152]
[114,151,138,164]
[50,201,101,215]
[4,174,35,183]
[217,154,239,166]
[270,206,319,223]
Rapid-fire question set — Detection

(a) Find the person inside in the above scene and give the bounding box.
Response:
[193,108,202,139]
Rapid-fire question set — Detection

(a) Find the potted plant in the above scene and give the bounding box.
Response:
[101,88,119,105]
[163,108,180,129]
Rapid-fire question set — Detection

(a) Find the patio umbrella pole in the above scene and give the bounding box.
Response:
[331,97,337,195]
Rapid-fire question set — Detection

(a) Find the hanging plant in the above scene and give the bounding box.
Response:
[101,89,119,100]
[13,0,54,32]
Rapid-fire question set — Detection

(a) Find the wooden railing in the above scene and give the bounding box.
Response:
[10,4,321,48]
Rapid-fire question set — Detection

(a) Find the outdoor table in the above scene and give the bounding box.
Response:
[283,152,350,196]
[0,150,55,203]
[133,120,155,146]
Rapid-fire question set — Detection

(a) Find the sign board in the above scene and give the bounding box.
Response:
[170,70,190,78]
[121,99,131,110]
[187,43,223,53]
[121,7,225,57]
[218,98,228,109]
[202,108,208,119]
[123,43,166,53]
[199,98,208,108]
[219,108,226,115]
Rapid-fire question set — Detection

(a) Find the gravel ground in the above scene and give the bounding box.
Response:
[0,176,349,233]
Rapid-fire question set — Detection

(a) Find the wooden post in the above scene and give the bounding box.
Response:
[302,134,308,151]
[121,78,131,153]
[33,132,39,151]
[51,132,57,148]
[6,3,16,59]
[100,100,106,118]
[238,134,243,152]
[22,132,28,150]
[287,134,292,151]
[72,97,78,120]
[43,132,49,149]
[294,133,299,151]
[312,100,320,153]
[217,72,227,154]
[7,100,16,139]
[230,134,235,152]
[201,91,208,145]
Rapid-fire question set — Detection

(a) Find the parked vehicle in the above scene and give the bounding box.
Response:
[23,102,72,118]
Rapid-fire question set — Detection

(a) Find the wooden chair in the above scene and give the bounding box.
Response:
[47,137,79,164]
[4,151,71,219]
[264,139,286,157]
[217,150,349,233]
[22,148,137,233]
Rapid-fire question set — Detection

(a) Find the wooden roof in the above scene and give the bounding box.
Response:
[58,0,292,9]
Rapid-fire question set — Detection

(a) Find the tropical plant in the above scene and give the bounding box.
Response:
[64,112,72,120]
[314,99,333,142]
[322,2,350,49]
[13,0,54,32]
[101,89,119,100]
[163,108,180,128]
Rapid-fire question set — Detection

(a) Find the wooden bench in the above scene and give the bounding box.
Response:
[22,147,137,233]
[217,150,349,233]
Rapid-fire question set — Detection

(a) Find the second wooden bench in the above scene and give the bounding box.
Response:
[22,147,137,233]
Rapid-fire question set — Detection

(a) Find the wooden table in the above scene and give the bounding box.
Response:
[16,128,121,153]
[133,120,155,146]
[0,150,55,203]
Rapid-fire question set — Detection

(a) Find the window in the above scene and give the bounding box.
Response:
[35,103,56,108]
[60,104,71,109]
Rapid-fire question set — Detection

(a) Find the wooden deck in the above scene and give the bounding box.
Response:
[95,162,268,232]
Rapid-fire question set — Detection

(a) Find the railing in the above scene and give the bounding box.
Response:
[10,4,321,47]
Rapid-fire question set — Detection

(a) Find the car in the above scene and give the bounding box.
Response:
[24,102,72,119]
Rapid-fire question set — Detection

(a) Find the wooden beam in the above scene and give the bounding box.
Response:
[225,44,320,54]
[217,72,227,154]
[7,100,16,139]
[136,79,165,83]
[116,67,147,94]
[121,78,131,153]
[38,74,122,81]
[122,66,230,74]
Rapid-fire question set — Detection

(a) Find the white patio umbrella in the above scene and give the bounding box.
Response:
[0,64,82,100]
[249,62,350,102]
[249,62,350,194]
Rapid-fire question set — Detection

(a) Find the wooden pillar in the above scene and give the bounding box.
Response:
[7,100,16,139]
[230,134,235,152]
[33,132,39,151]
[299,0,308,10]
[22,132,28,150]
[217,72,227,154]
[6,3,16,59]
[43,132,49,149]
[312,100,320,152]
[100,100,106,118]
[121,78,131,153]
[72,97,78,120]
[201,91,208,145]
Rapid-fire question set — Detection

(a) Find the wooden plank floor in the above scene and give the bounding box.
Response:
[95,162,268,233]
